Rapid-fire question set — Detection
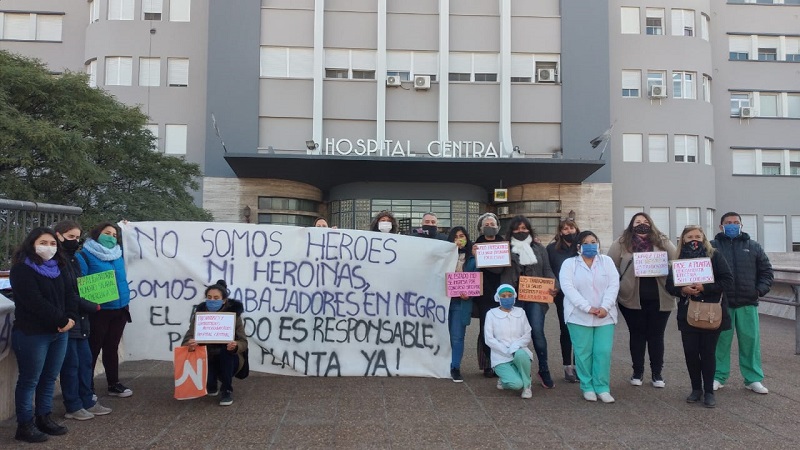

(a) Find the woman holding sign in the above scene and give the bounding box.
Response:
[546,218,581,383]
[559,231,620,403]
[665,226,733,408]
[77,222,133,398]
[446,226,477,382]
[607,212,677,389]
[484,284,534,399]
[182,280,248,406]
[473,212,504,377]
[500,215,558,389]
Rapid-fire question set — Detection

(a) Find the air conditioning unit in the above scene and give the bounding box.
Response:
[537,69,556,83]
[740,106,756,118]
[649,84,667,98]
[386,75,401,87]
[413,75,431,90]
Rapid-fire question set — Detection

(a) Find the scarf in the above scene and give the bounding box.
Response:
[24,257,61,279]
[631,234,653,253]
[510,236,538,266]
[455,253,466,272]
[82,238,123,261]
[679,244,707,260]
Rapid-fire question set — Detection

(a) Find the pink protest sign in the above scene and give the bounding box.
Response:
[446,272,483,297]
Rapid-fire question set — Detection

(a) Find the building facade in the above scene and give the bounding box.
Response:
[1,0,798,252]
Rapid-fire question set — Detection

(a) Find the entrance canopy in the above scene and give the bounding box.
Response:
[224,153,605,192]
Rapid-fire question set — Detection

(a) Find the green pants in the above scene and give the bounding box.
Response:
[567,323,615,394]
[494,349,532,390]
[715,305,764,385]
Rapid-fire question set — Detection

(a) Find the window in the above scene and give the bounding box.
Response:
[645,8,664,35]
[2,13,31,40]
[507,201,560,214]
[167,58,189,87]
[257,214,315,226]
[759,93,778,117]
[622,70,641,97]
[791,161,800,175]
[511,53,534,82]
[758,47,777,61]
[761,150,783,175]
[326,69,349,79]
[622,134,643,162]
[143,0,163,20]
[648,134,668,162]
[729,35,751,60]
[86,60,97,87]
[258,197,319,212]
[674,135,698,163]
[164,124,187,155]
[786,37,800,61]
[700,14,710,41]
[732,150,756,174]
[144,124,159,150]
[621,7,640,34]
[672,71,695,99]
[704,137,712,165]
[449,73,470,82]
[731,92,751,116]
[762,162,781,175]
[793,216,800,252]
[105,57,132,86]
[0,13,63,41]
[702,75,711,102]
[260,47,313,78]
[351,70,375,79]
[535,61,559,83]
[89,0,100,23]
[763,216,787,252]
[108,0,134,21]
[671,9,695,37]
[624,207,644,225]
[650,208,671,239]
[741,215,757,241]
[706,209,715,239]
[511,77,532,83]
[36,15,62,41]
[474,73,498,82]
[675,208,700,235]
[138,57,160,87]
[647,71,666,94]
[387,71,410,81]
[789,94,800,118]
[170,0,191,22]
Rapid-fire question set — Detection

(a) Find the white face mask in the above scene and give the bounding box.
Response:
[35,245,58,261]
[378,222,393,233]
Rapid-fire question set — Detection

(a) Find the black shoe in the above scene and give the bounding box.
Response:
[703,393,716,408]
[450,368,463,383]
[686,390,703,403]
[15,421,49,443]
[219,391,233,406]
[108,382,133,398]
[34,414,68,436]
[538,370,555,389]
[564,365,578,383]
[483,368,496,378]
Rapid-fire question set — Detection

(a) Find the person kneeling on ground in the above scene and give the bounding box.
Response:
[484,284,534,399]
[182,280,248,406]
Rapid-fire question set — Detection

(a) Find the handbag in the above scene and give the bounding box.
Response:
[174,345,208,400]
[686,298,722,330]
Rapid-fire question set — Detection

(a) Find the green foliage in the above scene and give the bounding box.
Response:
[0,50,213,226]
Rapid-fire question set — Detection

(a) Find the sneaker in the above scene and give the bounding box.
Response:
[597,392,615,403]
[630,374,643,386]
[91,393,98,402]
[521,387,532,399]
[64,409,94,421]
[583,391,597,402]
[538,370,555,389]
[651,375,666,388]
[207,387,219,397]
[564,365,578,383]
[712,380,724,391]
[703,392,716,408]
[108,382,133,398]
[451,368,463,383]
[686,390,703,403]
[219,391,233,406]
[86,403,112,416]
[746,381,769,394]
[496,379,504,390]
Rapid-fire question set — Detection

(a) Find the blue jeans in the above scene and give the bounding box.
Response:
[448,299,472,370]
[13,329,68,424]
[516,301,549,372]
[60,338,95,413]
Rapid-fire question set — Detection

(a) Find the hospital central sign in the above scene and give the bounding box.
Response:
[323,138,502,158]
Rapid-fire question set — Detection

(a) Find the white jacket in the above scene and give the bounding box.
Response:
[559,254,620,327]
[484,306,533,368]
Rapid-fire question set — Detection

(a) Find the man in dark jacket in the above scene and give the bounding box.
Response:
[710,212,773,395]
[410,212,447,240]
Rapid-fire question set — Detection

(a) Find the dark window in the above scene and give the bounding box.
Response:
[352,70,375,79]
[729,52,749,60]
[474,73,497,82]
[144,13,161,20]
[511,77,532,82]
[257,214,315,226]
[325,69,348,79]
[758,48,777,61]
[448,73,470,82]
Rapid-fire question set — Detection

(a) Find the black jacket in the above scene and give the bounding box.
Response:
[710,232,773,308]
[63,252,98,339]
[474,235,505,307]
[10,262,78,335]
[666,250,734,333]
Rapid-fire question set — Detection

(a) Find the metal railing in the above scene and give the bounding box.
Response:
[760,266,800,355]
[0,199,83,270]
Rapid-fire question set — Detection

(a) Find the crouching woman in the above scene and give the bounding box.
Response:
[182,280,248,406]
[484,284,534,399]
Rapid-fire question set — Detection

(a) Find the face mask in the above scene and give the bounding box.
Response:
[482,226,499,237]
[579,243,599,258]
[563,233,576,243]
[61,239,80,253]
[378,222,393,233]
[422,225,438,236]
[98,234,118,249]
[455,238,467,248]
[205,299,224,312]
[35,245,57,261]
[687,240,702,251]
[499,297,515,310]
[723,224,741,239]
[512,232,529,241]
[633,224,651,235]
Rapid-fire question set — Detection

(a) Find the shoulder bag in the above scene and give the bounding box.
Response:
[686,297,722,330]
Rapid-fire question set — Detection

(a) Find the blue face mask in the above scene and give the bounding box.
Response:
[205,299,224,312]
[723,224,741,239]
[499,297,515,310]
[580,243,599,258]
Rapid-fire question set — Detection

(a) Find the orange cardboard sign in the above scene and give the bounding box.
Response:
[517,276,555,303]
[174,345,208,400]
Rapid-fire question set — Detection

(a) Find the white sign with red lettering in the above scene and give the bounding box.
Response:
[671,258,715,286]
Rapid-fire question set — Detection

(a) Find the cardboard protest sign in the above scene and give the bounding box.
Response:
[474,242,511,268]
[77,270,120,304]
[446,272,482,297]
[517,276,555,303]
[174,345,207,400]
[194,312,236,344]
[121,221,457,378]
[633,251,669,277]
[671,258,715,286]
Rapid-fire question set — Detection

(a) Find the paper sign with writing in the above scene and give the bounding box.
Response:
[633,251,669,277]
[517,276,555,303]
[671,258,715,286]
[77,270,120,304]
[446,272,483,297]
[475,242,511,268]
[194,312,236,343]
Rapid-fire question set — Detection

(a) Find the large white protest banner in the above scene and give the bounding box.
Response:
[120,222,457,378]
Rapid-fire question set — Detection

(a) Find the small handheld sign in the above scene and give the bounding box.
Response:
[77,270,120,304]
[445,272,483,297]
[475,242,511,268]
[194,312,236,344]
[517,276,556,303]
[633,251,669,277]
[671,258,715,287]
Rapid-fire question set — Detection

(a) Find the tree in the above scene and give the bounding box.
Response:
[0,51,213,227]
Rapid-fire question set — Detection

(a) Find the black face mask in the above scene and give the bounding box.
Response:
[633,224,651,235]
[422,225,438,237]
[563,233,576,243]
[512,232,530,241]
[681,240,706,258]
[61,239,80,253]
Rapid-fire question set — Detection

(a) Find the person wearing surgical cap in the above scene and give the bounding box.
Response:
[484,284,534,399]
